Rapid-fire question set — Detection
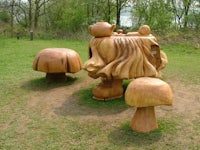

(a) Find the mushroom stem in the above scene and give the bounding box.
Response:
[92,79,123,100]
[130,106,158,133]
[46,73,66,82]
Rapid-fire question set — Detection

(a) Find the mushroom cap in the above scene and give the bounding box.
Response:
[138,25,151,35]
[88,21,115,37]
[125,77,173,107]
[32,48,82,73]
[117,29,123,34]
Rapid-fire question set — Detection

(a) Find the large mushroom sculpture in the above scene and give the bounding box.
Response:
[33,48,82,82]
[125,77,173,133]
[84,21,168,100]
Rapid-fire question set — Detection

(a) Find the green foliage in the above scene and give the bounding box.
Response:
[0,0,200,38]
[187,10,200,29]
[48,0,87,34]
[0,10,10,23]
[0,10,10,36]
[132,0,173,31]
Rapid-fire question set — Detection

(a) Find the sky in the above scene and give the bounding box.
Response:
[120,6,132,27]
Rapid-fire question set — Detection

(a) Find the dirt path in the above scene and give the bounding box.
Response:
[157,79,200,119]
[27,71,200,124]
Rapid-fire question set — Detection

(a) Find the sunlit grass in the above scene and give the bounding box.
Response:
[77,86,129,109]
[161,42,200,84]
[0,38,200,149]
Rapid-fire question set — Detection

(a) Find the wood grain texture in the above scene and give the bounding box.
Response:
[125,77,173,107]
[130,106,158,133]
[33,48,82,73]
[84,36,166,80]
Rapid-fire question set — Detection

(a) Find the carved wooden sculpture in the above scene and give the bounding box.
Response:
[83,21,168,100]
[33,48,82,82]
[88,21,115,37]
[127,25,151,36]
[125,77,173,133]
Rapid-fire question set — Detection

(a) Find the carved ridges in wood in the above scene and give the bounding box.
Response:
[84,36,167,80]
[33,48,82,73]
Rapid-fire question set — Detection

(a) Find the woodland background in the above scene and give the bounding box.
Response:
[0,0,199,39]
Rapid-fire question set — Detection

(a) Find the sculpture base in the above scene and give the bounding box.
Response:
[92,79,123,100]
[46,73,67,82]
[130,106,158,133]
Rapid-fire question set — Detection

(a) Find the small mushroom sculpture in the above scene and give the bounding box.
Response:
[33,48,82,82]
[125,77,173,133]
[127,25,151,36]
[88,21,115,37]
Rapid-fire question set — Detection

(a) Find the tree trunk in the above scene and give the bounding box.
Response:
[107,0,111,23]
[10,0,15,37]
[183,0,192,28]
[28,0,32,31]
[34,0,40,30]
[116,0,120,27]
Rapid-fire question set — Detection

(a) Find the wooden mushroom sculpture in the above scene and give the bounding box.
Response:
[127,25,151,36]
[33,48,82,82]
[84,22,168,100]
[88,21,115,37]
[125,77,173,133]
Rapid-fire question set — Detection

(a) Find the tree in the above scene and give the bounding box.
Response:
[84,0,116,24]
[107,0,111,23]
[26,0,52,31]
[183,0,193,28]
[0,11,10,23]
[33,0,51,30]
[0,0,19,37]
[47,0,87,36]
[132,0,173,30]
[28,0,32,30]
[187,0,200,29]
[116,0,131,27]
[171,0,195,28]
[0,0,199,38]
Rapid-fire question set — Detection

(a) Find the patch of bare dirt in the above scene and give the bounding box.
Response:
[27,70,200,124]
[157,79,200,119]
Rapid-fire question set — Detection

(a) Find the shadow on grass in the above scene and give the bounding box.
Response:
[21,75,78,91]
[54,86,130,116]
[108,119,177,147]
[77,87,129,109]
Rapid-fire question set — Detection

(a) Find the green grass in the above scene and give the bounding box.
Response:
[77,85,130,109]
[108,118,178,149]
[0,37,200,149]
[161,42,200,84]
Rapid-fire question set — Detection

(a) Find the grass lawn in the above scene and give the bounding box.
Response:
[0,37,200,150]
